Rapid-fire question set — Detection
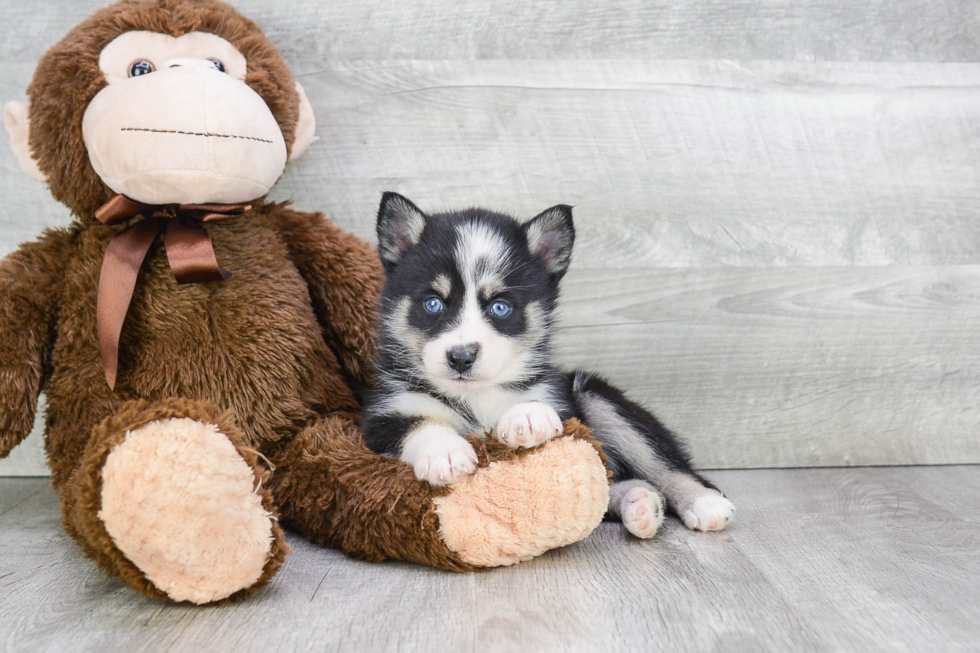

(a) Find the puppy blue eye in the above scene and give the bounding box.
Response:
[209,59,226,73]
[128,60,155,77]
[490,301,511,317]
[424,297,444,313]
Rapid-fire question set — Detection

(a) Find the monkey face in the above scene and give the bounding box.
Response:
[6,0,316,217]
[80,31,288,205]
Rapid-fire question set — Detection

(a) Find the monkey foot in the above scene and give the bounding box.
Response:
[433,433,609,567]
[99,417,280,604]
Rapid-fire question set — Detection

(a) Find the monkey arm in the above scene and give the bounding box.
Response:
[272,205,385,387]
[0,229,71,458]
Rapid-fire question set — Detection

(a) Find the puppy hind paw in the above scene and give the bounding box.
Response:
[681,493,736,532]
[620,486,666,539]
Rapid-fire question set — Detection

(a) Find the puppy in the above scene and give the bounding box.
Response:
[363,193,735,537]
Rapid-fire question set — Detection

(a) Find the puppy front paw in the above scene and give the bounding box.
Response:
[400,423,478,486]
[495,402,563,449]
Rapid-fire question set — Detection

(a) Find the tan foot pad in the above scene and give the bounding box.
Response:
[99,418,274,603]
[434,436,609,567]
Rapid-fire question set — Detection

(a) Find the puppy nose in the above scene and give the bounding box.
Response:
[447,344,480,373]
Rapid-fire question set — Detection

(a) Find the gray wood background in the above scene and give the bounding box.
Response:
[2,0,979,475]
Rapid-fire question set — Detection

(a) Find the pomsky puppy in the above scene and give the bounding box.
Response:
[363,193,735,537]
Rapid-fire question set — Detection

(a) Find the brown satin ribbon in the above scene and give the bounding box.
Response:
[95,194,251,389]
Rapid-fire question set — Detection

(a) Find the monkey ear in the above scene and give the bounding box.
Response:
[3,101,46,182]
[288,82,316,161]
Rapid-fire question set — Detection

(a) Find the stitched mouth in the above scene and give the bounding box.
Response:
[120,127,273,144]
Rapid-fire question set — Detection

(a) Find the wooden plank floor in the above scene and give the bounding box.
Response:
[2,467,978,652]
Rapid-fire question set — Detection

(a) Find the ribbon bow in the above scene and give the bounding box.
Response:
[95,194,251,389]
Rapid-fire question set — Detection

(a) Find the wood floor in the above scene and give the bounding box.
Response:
[2,466,978,652]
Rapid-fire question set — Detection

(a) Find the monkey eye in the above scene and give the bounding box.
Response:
[128,60,155,77]
[209,59,226,73]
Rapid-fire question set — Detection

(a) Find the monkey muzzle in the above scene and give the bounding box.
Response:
[82,64,288,205]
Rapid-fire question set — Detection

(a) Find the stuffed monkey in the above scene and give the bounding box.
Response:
[0,0,609,605]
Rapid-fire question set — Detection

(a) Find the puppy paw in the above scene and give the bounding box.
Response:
[400,423,478,486]
[620,486,666,539]
[495,402,563,448]
[681,493,736,532]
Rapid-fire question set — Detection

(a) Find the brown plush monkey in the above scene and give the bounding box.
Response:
[0,0,609,605]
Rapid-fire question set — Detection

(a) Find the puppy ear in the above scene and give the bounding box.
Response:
[3,101,46,182]
[377,192,427,272]
[524,204,575,277]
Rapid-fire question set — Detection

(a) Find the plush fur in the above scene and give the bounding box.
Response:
[433,425,609,566]
[100,417,277,604]
[0,0,610,604]
[58,398,290,604]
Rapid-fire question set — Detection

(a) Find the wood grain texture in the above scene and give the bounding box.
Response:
[277,59,980,268]
[0,414,47,476]
[554,265,980,468]
[9,58,980,267]
[3,468,980,652]
[3,0,979,63]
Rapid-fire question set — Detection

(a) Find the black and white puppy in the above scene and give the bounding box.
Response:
[363,193,735,537]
